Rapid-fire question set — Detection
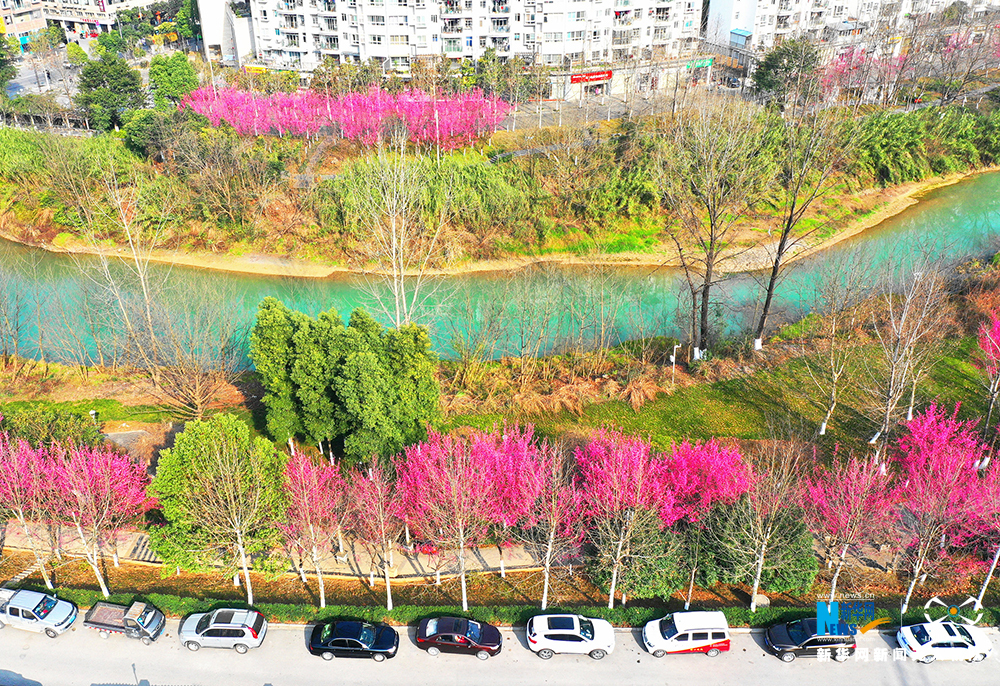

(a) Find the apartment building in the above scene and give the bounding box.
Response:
[708,0,999,55]
[205,0,701,75]
[42,0,164,36]
[1,0,48,47]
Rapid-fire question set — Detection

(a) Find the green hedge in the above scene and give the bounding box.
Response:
[27,584,1000,628]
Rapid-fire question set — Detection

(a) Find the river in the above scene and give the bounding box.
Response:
[2,171,1000,364]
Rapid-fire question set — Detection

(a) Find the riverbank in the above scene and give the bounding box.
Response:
[2,167,995,279]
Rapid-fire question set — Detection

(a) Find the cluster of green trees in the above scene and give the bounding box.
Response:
[249,298,439,464]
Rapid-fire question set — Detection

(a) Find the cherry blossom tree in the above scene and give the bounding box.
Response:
[0,433,56,589]
[480,425,544,578]
[51,444,150,598]
[577,429,667,609]
[662,439,750,609]
[346,462,403,610]
[179,87,510,147]
[394,429,494,612]
[804,451,896,601]
[895,403,988,613]
[974,461,1000,607]
[281,449,345,608]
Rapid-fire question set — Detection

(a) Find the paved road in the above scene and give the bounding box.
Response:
[0,620,996,686]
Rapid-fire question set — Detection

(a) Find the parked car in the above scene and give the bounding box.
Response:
[642,611,730,657]
[896,621,993,663]
[526,614,615,660]
[84,601,165,644]
[308,620,399,661]
[763,618,856,662]
[0,589,77,638]
[416,616,502,660]
[178,609,267,653]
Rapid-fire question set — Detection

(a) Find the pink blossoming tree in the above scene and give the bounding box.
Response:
[394,429,494,612]
[895,403,988,613]
[0,434,57,589]
[51,444,150,598]
[281,449,346,608]
[804,451,896,601]
[346,462,404,610]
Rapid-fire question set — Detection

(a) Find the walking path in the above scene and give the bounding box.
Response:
[0,520,553,585]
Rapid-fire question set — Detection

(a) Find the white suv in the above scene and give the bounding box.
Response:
[896,621,992,663]
[179,609,268,653]
[526,614,615,660]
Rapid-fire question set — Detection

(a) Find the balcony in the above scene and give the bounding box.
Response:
[319,38,339,49]
[491,21,510,32]
[491,0,510,12]
[442,22,463,33]
[443,0,463,13]
[320,0,335,11]
[491,37,510,50]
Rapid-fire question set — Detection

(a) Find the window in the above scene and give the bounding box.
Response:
[692,633,709,641]
[444,37,461,51]
[568,10,585,20]
[368,15,384,23]
[388,14,407,24]
[543,31,562,41]
[390,34,408,44]
[370,33,383,43]
[568,30,583,40]
[261,9,268,17]
[712,632,727,640]
[466,35,473,46]
[676,634,689,641]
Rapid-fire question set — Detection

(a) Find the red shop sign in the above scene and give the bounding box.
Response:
[570,70,613,84]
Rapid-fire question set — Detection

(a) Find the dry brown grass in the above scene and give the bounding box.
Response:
[620,377,662,411]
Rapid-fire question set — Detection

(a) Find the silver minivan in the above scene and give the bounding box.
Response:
[178,609,268,653]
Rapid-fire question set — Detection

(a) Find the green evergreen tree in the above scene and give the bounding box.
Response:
[249,297,305,444]
[75,54,145,130]
[148,413,287,605]
[250,299,439,464]
[66,42,89,67]
[148,51,199,107]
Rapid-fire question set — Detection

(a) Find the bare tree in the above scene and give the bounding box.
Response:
[654,100,777,358]
[344,134,452,328]
[862,260,952,447]
[709,436,811,613]
[801,245,876,435]
[753,107,855,350]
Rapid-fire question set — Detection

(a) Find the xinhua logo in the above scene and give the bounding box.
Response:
[817,601,890,635]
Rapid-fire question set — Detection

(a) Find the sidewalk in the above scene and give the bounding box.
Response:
[1,520,551,583]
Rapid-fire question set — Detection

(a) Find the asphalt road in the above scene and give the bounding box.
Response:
[0,619,997,686]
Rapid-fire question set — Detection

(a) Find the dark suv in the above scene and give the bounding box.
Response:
[764,618,856,663]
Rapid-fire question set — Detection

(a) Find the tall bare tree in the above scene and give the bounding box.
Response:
[753,107,854,350]
[862,260,952,447]
[654,100,777,358]
[801,245,876,436]
[343,135,451,328]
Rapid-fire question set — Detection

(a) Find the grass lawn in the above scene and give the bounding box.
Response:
[448,337,987,455]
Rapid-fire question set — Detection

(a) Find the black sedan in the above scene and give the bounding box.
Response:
[763,618,856,663]
[416,616,503,660]
[308,621,399,661]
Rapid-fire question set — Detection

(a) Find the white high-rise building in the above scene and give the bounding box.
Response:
[1,0,48,47]
[708,0,999,56]
[203,0,702,76]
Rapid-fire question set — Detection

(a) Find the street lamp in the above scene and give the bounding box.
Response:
[670,343,681,386]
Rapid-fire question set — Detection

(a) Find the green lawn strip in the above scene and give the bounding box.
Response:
[25,585,997,629]
[0,398,169,424]
[446,337,986,454]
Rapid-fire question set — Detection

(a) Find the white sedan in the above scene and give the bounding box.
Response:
[896,621,993,663]
[526,614,616,660]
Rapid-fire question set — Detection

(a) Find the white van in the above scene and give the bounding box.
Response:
[642,611,730,657]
